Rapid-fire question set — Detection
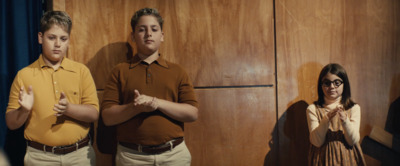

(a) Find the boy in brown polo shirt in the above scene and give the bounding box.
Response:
[5,11,99,165]
[101,8,199,165]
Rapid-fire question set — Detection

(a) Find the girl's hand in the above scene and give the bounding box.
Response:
[336,105,347,122]
[336,105,348,121]
[338,111,348,121]
[327,109,338,120]
[326,105,343,120]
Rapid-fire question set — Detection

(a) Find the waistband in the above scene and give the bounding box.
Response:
[119,137,184,154]
[27,136,90,155]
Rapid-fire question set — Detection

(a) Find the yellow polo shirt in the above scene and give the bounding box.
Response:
[6,55,99,146]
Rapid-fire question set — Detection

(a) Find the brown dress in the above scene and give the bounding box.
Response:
[309,106,367,166]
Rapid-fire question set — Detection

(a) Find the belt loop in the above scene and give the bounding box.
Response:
[52,146,56,154]
[169,141,173,151]
[138,144,142,152]
[76,142,79,151]
[43,144,46,152]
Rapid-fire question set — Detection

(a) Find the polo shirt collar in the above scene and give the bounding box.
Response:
[130,54,169,69]
[38,54,78,72]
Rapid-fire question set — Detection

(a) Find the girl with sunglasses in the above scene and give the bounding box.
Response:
[306,63,366,165]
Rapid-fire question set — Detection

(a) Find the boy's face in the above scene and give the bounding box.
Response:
[132,15,164,56]
[38,25,70,64]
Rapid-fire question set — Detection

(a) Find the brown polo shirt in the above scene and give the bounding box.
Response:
[101,54,198,145]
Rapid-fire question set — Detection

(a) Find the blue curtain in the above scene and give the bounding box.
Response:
[0,0,45,165]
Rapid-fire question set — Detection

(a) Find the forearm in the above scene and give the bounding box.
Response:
[342,105,361,146]
[157,99,198,122]
[102,103,142,126]
[63,104,99,123]
[309,117,330,147]
[342,119,360,146]
[5,107,30,130]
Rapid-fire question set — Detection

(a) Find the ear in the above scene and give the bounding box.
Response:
[161,31,164,42]
[38,32,43,44]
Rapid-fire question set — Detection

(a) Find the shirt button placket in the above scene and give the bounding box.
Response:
[53,72,59,99]
[146,66,152,84]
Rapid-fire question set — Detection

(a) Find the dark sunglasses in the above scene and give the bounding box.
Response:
[321,79,343,87]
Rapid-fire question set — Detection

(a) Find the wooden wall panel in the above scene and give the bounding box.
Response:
[276,0,400,165]
[53,0,275,89]
[53,0,277,166]
[90,89,277,166]
[186,88,276,166]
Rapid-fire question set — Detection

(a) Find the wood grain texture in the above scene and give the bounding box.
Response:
[52,1,276,166]
[53,0,275,89]
[85,88,277,166]
[92,91,114,166]
[275,0,400,165]
[186,88,276,166]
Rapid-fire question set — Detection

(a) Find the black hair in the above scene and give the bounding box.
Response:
[315,63,356,109]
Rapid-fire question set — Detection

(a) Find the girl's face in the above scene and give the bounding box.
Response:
[321,73,344,101]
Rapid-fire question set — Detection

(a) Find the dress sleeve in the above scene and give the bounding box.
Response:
[307,104,330,147]
[342,104,361,146]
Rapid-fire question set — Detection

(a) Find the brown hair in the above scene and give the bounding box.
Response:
[40,11,72,34]
[130,8,163,32]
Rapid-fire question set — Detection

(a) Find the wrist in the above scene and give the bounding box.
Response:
[341,117,349,124]
[19,106,31,113]
[152,97,159,110]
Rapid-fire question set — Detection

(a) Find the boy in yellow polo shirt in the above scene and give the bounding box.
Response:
[5,11,99,165]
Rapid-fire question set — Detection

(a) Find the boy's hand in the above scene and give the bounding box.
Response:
[18,85,34,112]
[54,92,69,116]
[133,90,158,112]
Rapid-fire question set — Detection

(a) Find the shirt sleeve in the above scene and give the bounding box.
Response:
[80,66,99,112]
[6,72,23,113]
[177,68,198,108]
[101,66,122,110]
[342,104,361,146]
[306,104,330,147]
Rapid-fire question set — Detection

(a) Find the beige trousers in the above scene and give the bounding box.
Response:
[24,144,96,166]
[116,141,191,166]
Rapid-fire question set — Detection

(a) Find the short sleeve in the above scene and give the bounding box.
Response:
[177,68,198,108]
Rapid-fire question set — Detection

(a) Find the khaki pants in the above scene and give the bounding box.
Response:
[24,144,96,166]
[116,141,191,166]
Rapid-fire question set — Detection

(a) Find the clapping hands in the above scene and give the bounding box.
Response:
[327,105,348,122]
[133,90,159,112]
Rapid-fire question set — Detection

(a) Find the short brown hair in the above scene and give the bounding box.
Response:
[40,11,72,34]
[130,8,163,32]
